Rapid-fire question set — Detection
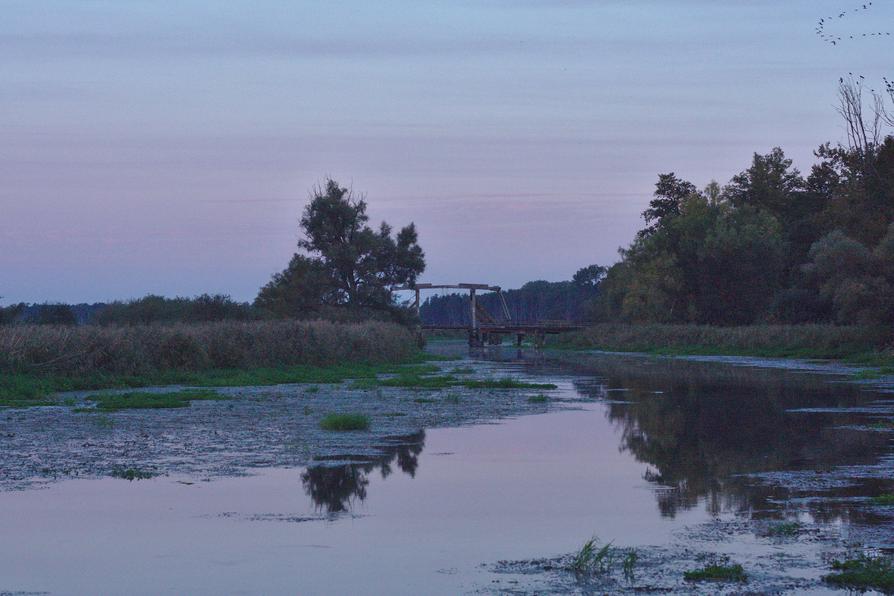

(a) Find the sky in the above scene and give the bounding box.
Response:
[1,0,892,304]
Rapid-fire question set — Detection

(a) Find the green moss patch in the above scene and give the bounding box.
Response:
[871,494,894,506]
[80,390,223,412]
[766,521,801,537]
[0,359,443,408]
[824,555,894,592]
[319,413,370,431]
[684,563,747,583]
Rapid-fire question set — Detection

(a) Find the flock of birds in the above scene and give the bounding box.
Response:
[814,2,892,95]
[815,1,891,45]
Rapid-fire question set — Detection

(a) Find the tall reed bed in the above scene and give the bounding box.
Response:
[0,320,417,377]
[559,323,892,360]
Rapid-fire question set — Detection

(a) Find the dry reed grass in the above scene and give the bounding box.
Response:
[0,320,417,377]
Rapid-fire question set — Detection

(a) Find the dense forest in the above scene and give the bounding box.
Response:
[592,80,894,326]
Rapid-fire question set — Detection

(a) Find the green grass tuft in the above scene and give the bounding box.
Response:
[684,563,747,583]
[871,494,894,506]
[824,555,894,592]
[79,390,223,412]
[527,394,550,403]
[110,467,156,481]
[319,413,370,431]
[568,537,615,575]
[622,549,638,581]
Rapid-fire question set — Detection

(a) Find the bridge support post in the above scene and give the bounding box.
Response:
[468,288,480,347]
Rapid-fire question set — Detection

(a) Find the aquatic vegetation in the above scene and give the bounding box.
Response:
[305,385,321,393]
[871,494,894,506]
[568,537,614,575]
[683,563,747,583]
[463,378,557,390]
[766,521,801,537]
[0,361,438,407]
[79,390,223,412]
[319,413,370,431]
[110,467,156,481]
[527,394,550,403]
[413,398,436,404]
[0,374,57,408]
[824,555,894,592]
[621,549,638,581]
[450,366,475,375]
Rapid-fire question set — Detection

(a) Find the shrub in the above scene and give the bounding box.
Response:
[33,304,77,326]
[319,413,370,431]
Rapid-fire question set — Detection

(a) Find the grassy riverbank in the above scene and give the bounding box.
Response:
[556,324,893,365]
[0,320,423,407]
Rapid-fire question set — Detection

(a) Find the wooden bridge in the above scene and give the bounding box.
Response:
[393,283,584,347]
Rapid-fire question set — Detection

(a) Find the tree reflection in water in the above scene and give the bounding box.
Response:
[566,355,890,520]
[301,431,425,513]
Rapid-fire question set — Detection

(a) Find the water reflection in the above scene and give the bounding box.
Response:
[301,432,425,513]
[302,348,891,526]
[565,355,890,520]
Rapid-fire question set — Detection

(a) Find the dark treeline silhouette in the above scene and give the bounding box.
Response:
[1,302,93,326]
[420,266,603,326]
[0,295,258,326]
[592,80,894,326]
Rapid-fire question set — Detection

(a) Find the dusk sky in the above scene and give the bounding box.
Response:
[2,0,892,304]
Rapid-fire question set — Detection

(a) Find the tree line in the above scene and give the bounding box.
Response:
[6,79,892,329]
[591,80,894,326]
[419,266,603,325]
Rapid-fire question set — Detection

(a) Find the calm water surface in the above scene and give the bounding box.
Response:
[1,352,891,594]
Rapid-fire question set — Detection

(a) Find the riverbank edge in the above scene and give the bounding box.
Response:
[554,323,894,371]
[0,351,448,407]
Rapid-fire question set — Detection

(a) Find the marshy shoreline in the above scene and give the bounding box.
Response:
[2,339,894,593]
[0,350,570,491]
